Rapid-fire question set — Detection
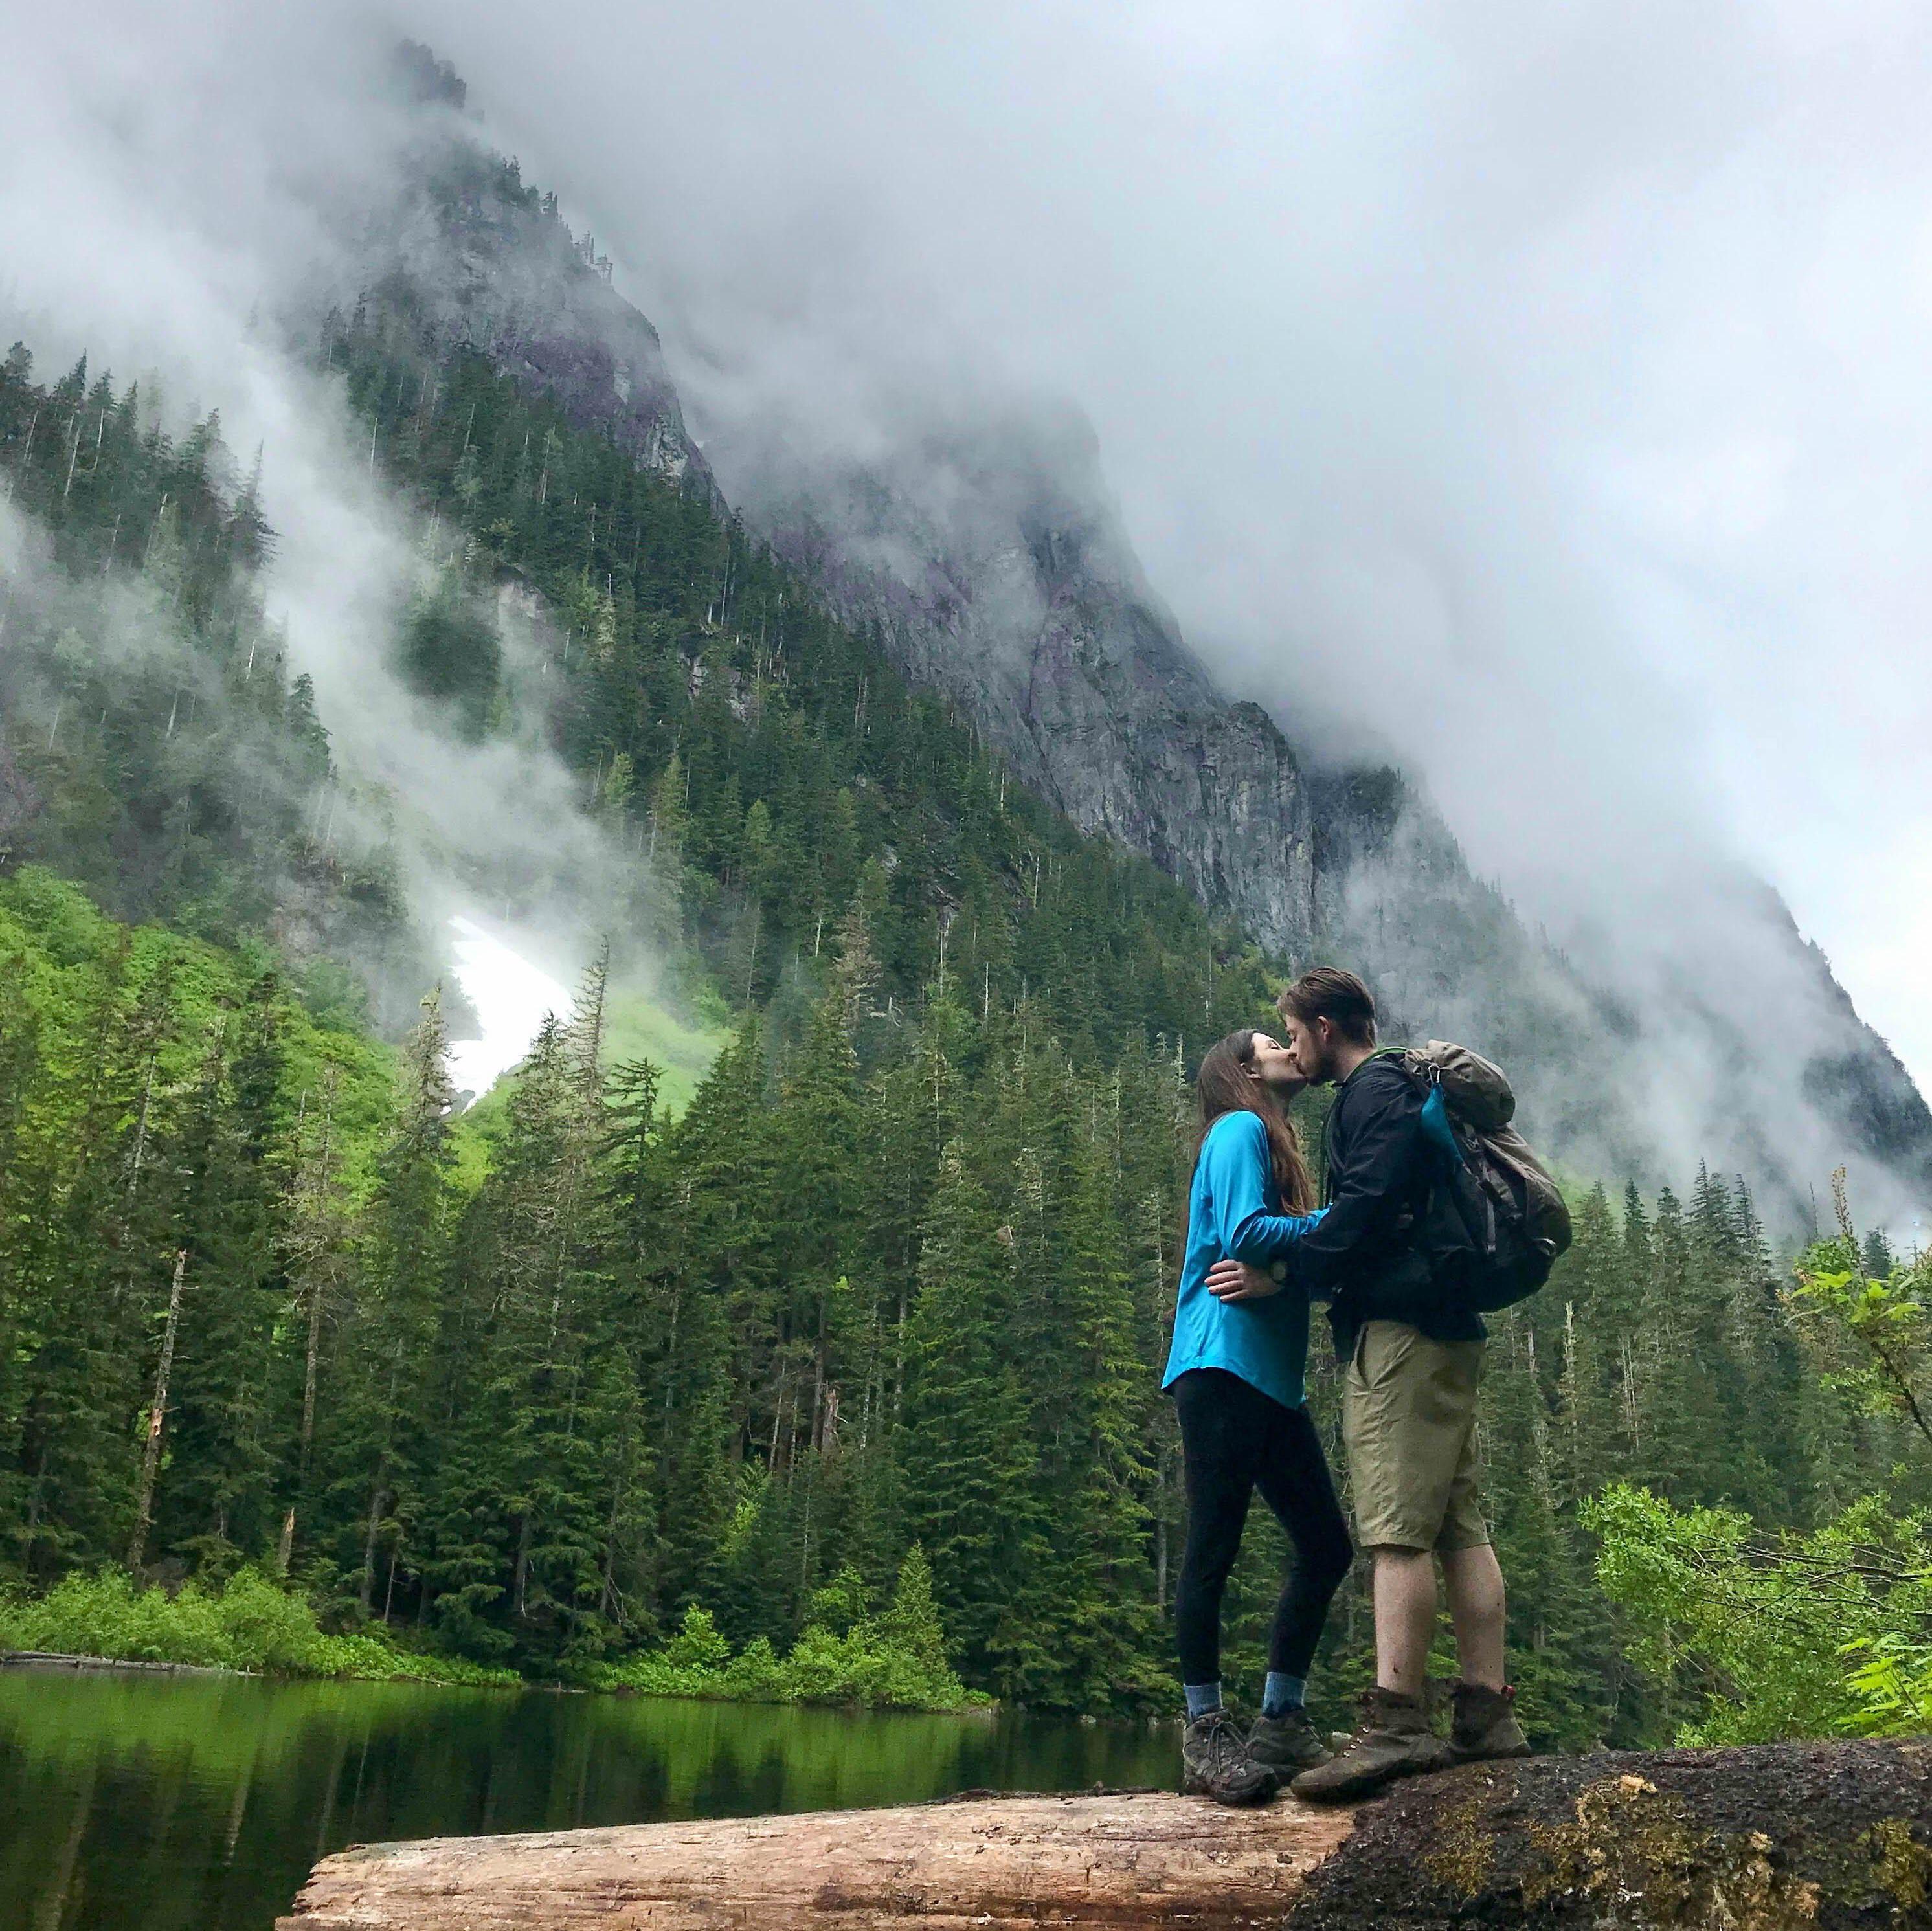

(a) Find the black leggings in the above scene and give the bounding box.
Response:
[1171,1368,1354,1684]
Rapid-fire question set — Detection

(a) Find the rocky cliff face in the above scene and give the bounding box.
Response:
[723,414,1318,958]
[705,398,1932,1216]
[355,66,1932,1220]
[341,45,710,494]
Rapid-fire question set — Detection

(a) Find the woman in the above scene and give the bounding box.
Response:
[1163,1029,1353,1805]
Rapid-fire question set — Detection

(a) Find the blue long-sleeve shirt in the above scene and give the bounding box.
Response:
[1161,1110,1325,1411]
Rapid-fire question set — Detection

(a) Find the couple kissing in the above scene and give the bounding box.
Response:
[1164,966,1566,1805]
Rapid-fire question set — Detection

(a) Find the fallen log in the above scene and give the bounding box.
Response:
[279,1737,1932,1930]
[2,1649,249,1677]
[276,1787,1351,1931]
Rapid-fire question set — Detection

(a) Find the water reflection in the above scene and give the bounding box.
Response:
[0,1668,1176,1931]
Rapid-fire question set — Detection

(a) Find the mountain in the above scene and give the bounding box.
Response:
[354,47,1932,1222]
[802,423,1931,1214]
[706,408,1319,961]
[361,46,710,497]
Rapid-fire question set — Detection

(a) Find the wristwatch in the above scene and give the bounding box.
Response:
[1268,1260,1289,1284]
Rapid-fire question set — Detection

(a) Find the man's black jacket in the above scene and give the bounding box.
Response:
[1298,1055,1487,1357]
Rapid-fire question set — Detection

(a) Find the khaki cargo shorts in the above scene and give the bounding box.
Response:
[1342,1319,1489,1553]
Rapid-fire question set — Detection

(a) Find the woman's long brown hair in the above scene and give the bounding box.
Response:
[1193,1029,1315,1214]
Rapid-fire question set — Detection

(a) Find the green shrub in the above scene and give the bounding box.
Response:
[587,1546,985,1712]
[1585,1482,1932,1743]
[0,1554,977,1708]
[0,1568,517,1686]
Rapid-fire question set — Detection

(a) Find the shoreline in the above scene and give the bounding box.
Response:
[0,1647,1005,1717]
[3,1649,258,1679]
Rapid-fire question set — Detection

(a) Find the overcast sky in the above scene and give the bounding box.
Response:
[401,0,1932,1094]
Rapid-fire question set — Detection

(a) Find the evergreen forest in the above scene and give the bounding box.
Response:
[2,282,1929,1748]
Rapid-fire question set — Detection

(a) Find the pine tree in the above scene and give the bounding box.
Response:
[1551,1185,1626,1505]
[324,987,455,1620]
[276,1062,355,1572]
[1483,1313,1605,1748]
[655,1023,775,1611]
[6,946,172,1574]
[595,1056,669,1632]
[899,1143,1040,1687]
[153,975,289,1570]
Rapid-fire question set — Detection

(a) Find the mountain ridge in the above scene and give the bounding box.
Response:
[352,50,1932,1222]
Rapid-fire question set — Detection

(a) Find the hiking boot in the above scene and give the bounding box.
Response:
[1288,1686,1445,1803]
[1180,1708,1277,1805]
[1446,1680,1532,1765]
[1246,1706,1331,1779]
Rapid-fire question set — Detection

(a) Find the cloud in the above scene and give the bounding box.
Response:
[399,0,1932,1117]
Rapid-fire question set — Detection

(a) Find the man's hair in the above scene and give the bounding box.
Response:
[1277,967,1378,1046]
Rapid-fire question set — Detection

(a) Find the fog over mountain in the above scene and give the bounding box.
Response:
[0,19,660,1056]
[3,3,1928,1225]
[412,0,1931,1082]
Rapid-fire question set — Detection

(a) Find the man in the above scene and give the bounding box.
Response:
[1208,966,1529,1801]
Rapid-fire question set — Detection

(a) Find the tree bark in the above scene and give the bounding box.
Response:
[127,1247,188,1571]
[357,1484,386,1616]
[276,1740,1932,1931]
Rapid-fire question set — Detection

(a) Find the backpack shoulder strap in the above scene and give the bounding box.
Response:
[1364,1043,1420,1071]
[1320,1058,1382,1203]
[1363,1045,1434,1092]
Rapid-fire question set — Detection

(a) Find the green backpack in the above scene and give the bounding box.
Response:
[1382,1042,1573,1313]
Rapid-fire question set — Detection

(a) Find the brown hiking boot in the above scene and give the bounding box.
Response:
[1288,1686,1445,1803]
[1246,1706,1331,1778]
[1181,1708,1277,1806]
[1446,1680,1532,1764]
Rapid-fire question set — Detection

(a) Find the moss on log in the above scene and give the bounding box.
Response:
[278,1738,1932,1931]
[1287,1738,1932,1931]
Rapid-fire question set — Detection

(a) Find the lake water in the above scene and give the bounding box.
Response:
[0,1668,1178,1930]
